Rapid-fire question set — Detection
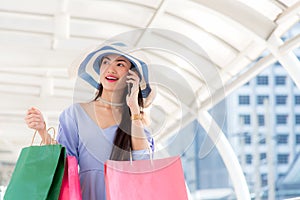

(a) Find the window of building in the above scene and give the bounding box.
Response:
[240,114,251,125]
[256,76,269,85]
[274,61,281,66]
[258,114,265,126]
[277,134,289,144]
[276,115,288,125]
[244,133,251,144]
[259,137,266,144]
[277,154,289,164]
[278,173,286,180]
[257,95,269,105]
[239,95,250,105]
[296,115,300,125]
[260,153,267,161]
[261,173,268,186]
[276,95,288,105]
[296,134,300,144]
[246,154,252,164]
[275,76,286,85]
[295,95,300,105]
[243,82,250,86]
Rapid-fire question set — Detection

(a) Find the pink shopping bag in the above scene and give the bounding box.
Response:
[104,156,188,200]
[59,156,82,200]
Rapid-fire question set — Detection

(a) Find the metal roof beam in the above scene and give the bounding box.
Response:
[275,1,300,24]
[191,0,276,40]
[197,111,251,200]
[268,34,300,89]
[134,0,169,46]
[201,30,300,111]
[163,103,251,200]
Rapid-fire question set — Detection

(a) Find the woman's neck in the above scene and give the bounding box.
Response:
[98,89,124,106]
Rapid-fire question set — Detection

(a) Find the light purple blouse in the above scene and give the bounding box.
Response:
[56,103,154,200]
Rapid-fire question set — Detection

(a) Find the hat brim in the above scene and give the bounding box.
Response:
[77,43,153,101]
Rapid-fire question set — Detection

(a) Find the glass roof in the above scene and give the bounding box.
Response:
[0,0,299,169]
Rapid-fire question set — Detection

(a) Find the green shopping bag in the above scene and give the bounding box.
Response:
[4,128,66,200]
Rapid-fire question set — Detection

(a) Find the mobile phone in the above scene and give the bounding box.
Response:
[127,67,136,95]
[128,82,132,95]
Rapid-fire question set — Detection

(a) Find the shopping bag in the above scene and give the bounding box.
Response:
[59,156,82,200]
[4,128,66,200]
[104,156,188,200]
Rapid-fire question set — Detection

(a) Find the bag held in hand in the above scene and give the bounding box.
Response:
[4,128,66,200]
[104,155,188,200]
[59,156,82,200]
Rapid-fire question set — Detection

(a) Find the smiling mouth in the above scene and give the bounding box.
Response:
[105,76,119,82]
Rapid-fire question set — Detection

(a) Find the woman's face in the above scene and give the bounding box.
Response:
[99,54,132,92]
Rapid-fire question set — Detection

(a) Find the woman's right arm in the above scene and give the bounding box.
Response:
[25,107,53,144]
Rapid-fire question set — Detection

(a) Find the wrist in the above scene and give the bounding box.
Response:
[130,107,140,114]
[131,113,143,121]
[36,121,46,132]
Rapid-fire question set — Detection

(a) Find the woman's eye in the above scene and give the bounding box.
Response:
[102,60,109,65]
[117,63,125,67]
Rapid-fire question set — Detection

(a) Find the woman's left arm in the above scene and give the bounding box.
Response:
[126,69,151,150]
[131,114,150,150]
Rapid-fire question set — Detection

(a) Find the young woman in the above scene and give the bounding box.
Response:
[25,42,155,200]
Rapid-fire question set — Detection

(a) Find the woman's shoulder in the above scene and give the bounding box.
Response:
[60,102,93,119]
[61,103,79,114]
[59,103,85,119]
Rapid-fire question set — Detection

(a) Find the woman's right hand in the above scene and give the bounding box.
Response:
[25,107,46,132]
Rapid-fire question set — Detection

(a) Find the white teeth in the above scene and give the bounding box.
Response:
[106,76,118,80]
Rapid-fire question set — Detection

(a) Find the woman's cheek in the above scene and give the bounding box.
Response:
[118,75,128,88]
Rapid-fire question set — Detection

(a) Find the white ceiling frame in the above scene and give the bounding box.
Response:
[52,0,70,49]
[169,54,277,138]
[268,34,300,89]
[0,94,72,112]
[191,0,276,42]
[154,93,251,199]
[145,50,206,86]
[156,101,200,142]
[164,12,239,69]
[197,111,251,199]
[188,43,262,124]
[275,1,300,24]
[119,0,162,9]
[0,45,79,69]
[165,11,240,54]
[0,0,57,15]
[279,33,300,53]
[152,89,194,141]
[273,3,300,37]
[270,0,288,10]
[0,1,299,197]
[135,0,169,46]
[200,28,300,111]
[201,54,278,112]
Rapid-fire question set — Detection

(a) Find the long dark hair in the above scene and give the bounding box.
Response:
[94,83,144,161]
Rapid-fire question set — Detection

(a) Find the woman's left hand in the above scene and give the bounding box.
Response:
[126,69,140,113]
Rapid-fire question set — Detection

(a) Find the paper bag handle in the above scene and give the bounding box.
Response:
[130,146,153,165]
[30,127,56,146]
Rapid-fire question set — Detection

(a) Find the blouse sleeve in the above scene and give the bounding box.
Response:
[56,108,79,161]
[132,128,154,160]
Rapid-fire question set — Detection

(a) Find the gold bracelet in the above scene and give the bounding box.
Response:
[131,114,143,120]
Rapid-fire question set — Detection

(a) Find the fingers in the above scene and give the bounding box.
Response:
[128,69,139,76]
[127,69,140,80]
[25,107,45,130]
[126,70,140,87]
[27,107,42,115]
[126,75,139,83]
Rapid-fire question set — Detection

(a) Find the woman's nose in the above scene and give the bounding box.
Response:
[107,63,117,74]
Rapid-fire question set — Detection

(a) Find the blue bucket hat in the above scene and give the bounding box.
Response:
[77,42,154,105]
